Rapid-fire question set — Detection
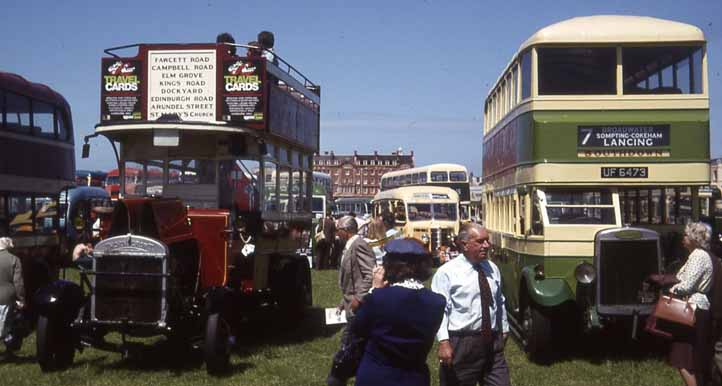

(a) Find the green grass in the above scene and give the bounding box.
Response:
[0,269,680,386]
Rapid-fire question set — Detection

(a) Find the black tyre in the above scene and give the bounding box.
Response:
[36,315,75,372]
[278,260,311,318]
[204,313,231,375]
[522,301,552,361]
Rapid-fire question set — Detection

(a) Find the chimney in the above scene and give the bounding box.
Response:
[374,150,378,156]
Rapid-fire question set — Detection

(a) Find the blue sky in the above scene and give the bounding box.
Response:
[1,0,720,176]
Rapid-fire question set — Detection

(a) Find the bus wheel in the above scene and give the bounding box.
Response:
[204,313,231,375]
[521,302,552,361]
[36,315,75,372]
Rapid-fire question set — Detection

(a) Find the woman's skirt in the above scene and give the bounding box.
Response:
[669,308,713,374]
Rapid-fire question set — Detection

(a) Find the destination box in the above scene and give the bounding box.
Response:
[578,125,670,148]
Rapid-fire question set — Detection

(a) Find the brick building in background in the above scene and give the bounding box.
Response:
[314,149,414,198]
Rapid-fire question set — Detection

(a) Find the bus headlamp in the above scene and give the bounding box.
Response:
[575,262,596,284]
[421,234,430,244]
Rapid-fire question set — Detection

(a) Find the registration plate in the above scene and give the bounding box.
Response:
[601,167,648,178]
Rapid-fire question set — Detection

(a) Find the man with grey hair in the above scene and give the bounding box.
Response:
[327,215,376,386]
[432,223,510,386]
[0,237,24,353]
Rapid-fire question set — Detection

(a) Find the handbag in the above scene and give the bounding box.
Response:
[653,294,697,327]
[330,328,367,380]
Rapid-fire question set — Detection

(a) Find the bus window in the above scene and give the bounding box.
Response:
[418,173,427,183]
[431,172,448,182]
[450,171,467,182]
[538,47,616,95]
[393,200,406,223]
[545,190,615,225]
[0,196,7,235]
[34,196,57,234]
[278,167,290,212]
[5,92,31,133]
[264,161,278,212]
[146,161,164,196]
[531,195,543,236]
[521,50,532,99]
[623,46,703,94]
[8,196,32,234]
[411,173,419,184]
[57,112,69,141]
[292,170,301,212]
[32,101,56,138]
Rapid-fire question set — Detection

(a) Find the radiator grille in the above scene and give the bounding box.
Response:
[598,240,658,306]
[92,256,166,323]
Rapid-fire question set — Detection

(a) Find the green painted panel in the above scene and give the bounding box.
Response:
[532,110,709,162]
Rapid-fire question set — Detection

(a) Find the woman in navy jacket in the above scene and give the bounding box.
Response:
[352,238,446,386]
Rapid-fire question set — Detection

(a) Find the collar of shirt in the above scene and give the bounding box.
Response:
[391,279,425,290]
[344,235,360,251]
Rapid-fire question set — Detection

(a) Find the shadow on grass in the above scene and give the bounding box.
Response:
[0,352,36,365]
[89,306,340,376]
[515,322,669,366]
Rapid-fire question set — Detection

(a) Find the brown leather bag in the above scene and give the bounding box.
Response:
[653,294,697,327]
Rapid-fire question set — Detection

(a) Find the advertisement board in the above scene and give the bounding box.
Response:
[101,59,143,121]
[221,58,265,123]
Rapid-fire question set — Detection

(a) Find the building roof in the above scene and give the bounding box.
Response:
[520,15,705,52]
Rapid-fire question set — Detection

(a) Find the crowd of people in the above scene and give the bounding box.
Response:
[323,215,722,386]
[326,219,510,386]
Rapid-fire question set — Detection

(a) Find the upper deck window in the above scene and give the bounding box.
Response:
[521,51,532,99]
[449,171,467,182]
[430,171,448,182]
[5,92,31,133]
[32,101,56,138]
[538,47,616,95]
[623,46,703,95]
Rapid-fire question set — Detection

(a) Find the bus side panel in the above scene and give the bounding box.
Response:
[188,211,228,289]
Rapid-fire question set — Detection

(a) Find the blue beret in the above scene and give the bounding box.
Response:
[384,238,429,260]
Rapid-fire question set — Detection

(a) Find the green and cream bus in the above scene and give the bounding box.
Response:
[482,15,709,357]
[381,164,472,222]
[372,185,460,264]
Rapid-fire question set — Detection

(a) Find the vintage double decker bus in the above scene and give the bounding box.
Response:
[36,41,319,373]
[0,71,75,315]
[381,163,471,222]
[482,16,709,357]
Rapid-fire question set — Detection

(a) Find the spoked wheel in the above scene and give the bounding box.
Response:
[204,313,231,375]
[36,315,75,372]
[521,301,552,361]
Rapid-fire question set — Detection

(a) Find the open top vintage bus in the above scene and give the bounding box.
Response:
[482,15,709,357]
[381,163,471,222]
[0,71,75,319]
[372,186,460,264]
[36,41,319,373]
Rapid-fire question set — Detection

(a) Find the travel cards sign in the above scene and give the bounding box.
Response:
[577,125,670,158]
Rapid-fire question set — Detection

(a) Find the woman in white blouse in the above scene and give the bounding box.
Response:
[667,222,715,386]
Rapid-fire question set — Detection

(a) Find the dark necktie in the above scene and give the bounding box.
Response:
[475,264,493,341]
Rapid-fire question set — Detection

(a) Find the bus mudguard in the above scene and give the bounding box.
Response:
[521,266,574,307]
[33,280,84,321]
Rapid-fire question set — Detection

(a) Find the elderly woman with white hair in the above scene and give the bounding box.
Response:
[651,222,719,386]
[0,237,25,352]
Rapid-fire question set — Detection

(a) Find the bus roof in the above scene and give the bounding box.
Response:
[520,15,705,52]
[373,185,459,202]
[486,15,706,102]
[381,163,467,179]
[0,71,71,112]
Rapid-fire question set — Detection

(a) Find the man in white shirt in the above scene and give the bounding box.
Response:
[431,223,510,386]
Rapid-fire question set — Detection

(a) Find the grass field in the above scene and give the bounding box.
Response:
[0,269,680,386]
